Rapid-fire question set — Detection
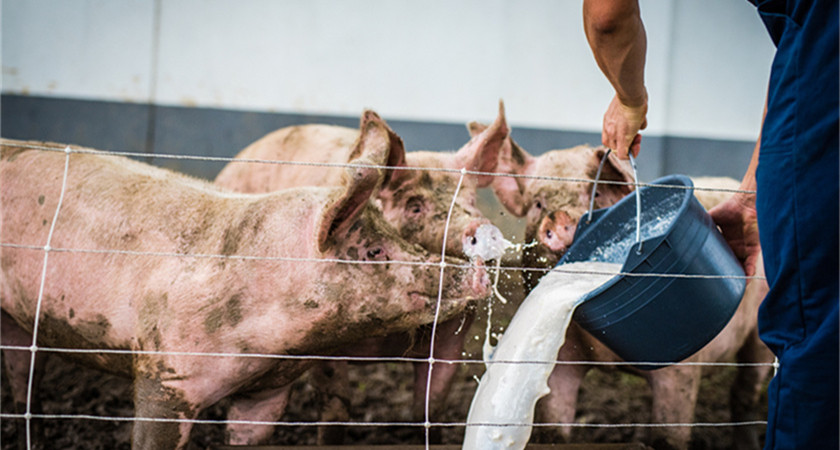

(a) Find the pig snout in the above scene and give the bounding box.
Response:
[427,254,490,300]
[461,222,511,262]
[538,210,576,253]
[469,258,491,298]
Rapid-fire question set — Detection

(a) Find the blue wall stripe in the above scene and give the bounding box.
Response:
[1,94,754,182]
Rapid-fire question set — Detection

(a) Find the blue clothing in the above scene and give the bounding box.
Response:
[749,0,839,448]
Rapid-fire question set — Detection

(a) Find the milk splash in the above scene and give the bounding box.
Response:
[482,240,538,365]
[463,261,621,449]
[466,223,513,261]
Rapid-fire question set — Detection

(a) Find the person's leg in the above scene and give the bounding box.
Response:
[756,128,839,450]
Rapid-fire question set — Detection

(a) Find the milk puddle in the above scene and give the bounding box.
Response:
[463,261,621,449]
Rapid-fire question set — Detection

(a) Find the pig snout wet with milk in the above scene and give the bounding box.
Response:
[0,138,489,450]
[464,223,512,262]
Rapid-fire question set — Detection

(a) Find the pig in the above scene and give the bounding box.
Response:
[213,106,508,444]
[0,133,489,450]
[473,125,773,450]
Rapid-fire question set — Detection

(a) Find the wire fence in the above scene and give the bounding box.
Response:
[0,141,773,449]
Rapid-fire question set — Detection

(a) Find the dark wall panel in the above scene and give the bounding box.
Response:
[1,94,753,183]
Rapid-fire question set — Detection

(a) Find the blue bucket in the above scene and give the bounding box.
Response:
[557,174,745,369]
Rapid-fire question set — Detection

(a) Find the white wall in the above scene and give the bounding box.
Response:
[1,0,774,141]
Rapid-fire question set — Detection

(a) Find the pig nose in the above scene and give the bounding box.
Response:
[471,258,491,297]
[538,211,576,253]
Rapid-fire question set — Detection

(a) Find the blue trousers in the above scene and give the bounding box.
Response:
[751,0,839,448]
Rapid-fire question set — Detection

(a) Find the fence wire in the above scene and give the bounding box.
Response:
[0,141,770,450]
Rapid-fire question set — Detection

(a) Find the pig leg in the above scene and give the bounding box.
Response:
[535,363,589,443]
[730,328,774,450]
[1,311,46,449]
[311,360,351,445]
[646,366,702,450]
[534,324,594,443]
[131,371,201,450]
[226,385,293,445]
[412,314,474,443]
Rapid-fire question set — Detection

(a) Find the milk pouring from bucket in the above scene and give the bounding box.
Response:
[558,151,746,369]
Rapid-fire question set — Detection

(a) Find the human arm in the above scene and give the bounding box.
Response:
[583,0,648,159]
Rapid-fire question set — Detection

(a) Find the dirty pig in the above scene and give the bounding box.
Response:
[480,127,773,450]
[0,138,489,450]
[214,105,508,444]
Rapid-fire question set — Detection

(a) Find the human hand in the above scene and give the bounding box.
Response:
[708,191,761,277]
[602,93,648,159]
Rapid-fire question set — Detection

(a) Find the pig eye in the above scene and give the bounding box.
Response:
[535,200,543,210]
[406,196,424,216]
[366,248,387,261]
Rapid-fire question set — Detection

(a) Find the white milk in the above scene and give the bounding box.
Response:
[588,207,679,262]
[462,261,621,449]
[466,223,513,261]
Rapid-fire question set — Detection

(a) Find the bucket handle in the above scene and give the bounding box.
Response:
[587,148,643,254]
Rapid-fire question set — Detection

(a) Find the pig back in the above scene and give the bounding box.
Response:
[0,142,323,365]
[691,176,740,210]
[215,124,359,193]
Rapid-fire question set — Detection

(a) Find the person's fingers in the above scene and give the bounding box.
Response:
[602,95,646,159]
[629,133,642,158]
[601,118,624,158]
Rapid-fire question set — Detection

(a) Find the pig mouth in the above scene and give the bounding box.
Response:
[408,285,484,313]
[409,292,435,311]
[473,268,490,298]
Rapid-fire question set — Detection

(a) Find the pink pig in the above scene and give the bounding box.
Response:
[0,131,488,450]
[214,105,508,444]
[473,125,773,450]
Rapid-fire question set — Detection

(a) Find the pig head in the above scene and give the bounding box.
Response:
[0,138,488,450]
[469,121,633,288]
[216,103,510,262]
[481,127,772,449]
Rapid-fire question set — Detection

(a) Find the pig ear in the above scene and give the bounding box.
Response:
[591,146,635,195]
[466,121,488,137]
[491,136,534,217]
[318,113,396,253]
[349,110,408,189]
[318,163,380,253]
[454,100,509,187]
[380,120,408,189]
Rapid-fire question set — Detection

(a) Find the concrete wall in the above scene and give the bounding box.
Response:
[1,0,775,181]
